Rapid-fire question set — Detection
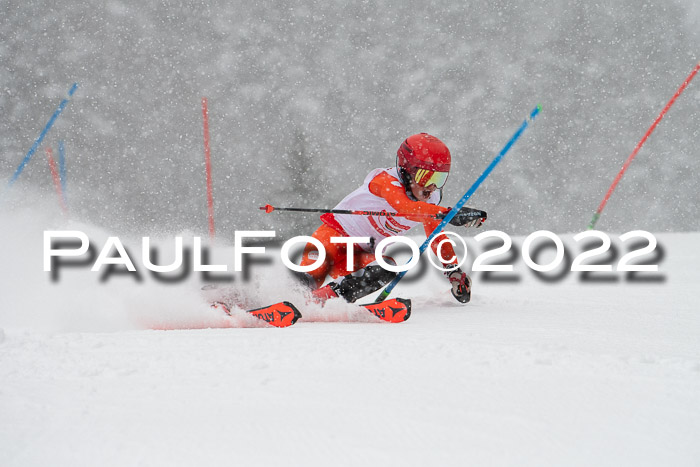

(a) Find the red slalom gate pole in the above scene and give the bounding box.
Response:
[588,61,700,229]
[201,97,215,240]
[46,147,68,215]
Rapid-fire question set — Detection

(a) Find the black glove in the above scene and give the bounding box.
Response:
[438,207,487,228]
[444,267,472,303]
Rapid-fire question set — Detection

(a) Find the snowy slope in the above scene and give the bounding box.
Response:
[1,211,699,466]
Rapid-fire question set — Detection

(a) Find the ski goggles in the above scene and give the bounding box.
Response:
[413,168,449,188]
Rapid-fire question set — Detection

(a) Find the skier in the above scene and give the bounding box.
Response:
[298,133,487,304]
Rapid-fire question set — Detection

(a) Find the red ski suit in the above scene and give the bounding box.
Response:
[300,169,458,288]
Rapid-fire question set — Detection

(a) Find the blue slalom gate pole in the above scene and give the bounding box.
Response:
[376,104,542,302]
[7,82,79,187]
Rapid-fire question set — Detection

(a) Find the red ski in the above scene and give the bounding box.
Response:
[212,300,302,328]
[360,298,411,323]
[212,297,411,326]
[247,301,302,327]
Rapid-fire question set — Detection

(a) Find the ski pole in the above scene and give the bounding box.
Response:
[588,61,700,230]
[260,204,442,220]
[8,82,79,188]
[375,104,542,303]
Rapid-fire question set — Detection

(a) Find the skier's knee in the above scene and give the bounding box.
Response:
[333,260,398,303]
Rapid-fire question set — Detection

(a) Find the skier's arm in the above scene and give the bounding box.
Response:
[438,207,488,228]
[368,172,447,220]
[368,172,457,264]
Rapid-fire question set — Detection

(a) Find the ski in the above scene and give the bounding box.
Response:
[211,297,411,326]
[361,297,412,323]
[247,301,302,327]
[212,300,302,328]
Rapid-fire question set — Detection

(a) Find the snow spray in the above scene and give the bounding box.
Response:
[588,61,700,230]
[376,104,542,302]
[7,82,79,188]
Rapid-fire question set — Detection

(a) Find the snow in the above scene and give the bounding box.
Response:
[1,209,699,466]
[3,2,699,464]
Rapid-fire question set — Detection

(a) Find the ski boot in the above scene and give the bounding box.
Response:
[311,264,398,304]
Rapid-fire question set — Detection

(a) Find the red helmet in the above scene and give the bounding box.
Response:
[396,133,451,189]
